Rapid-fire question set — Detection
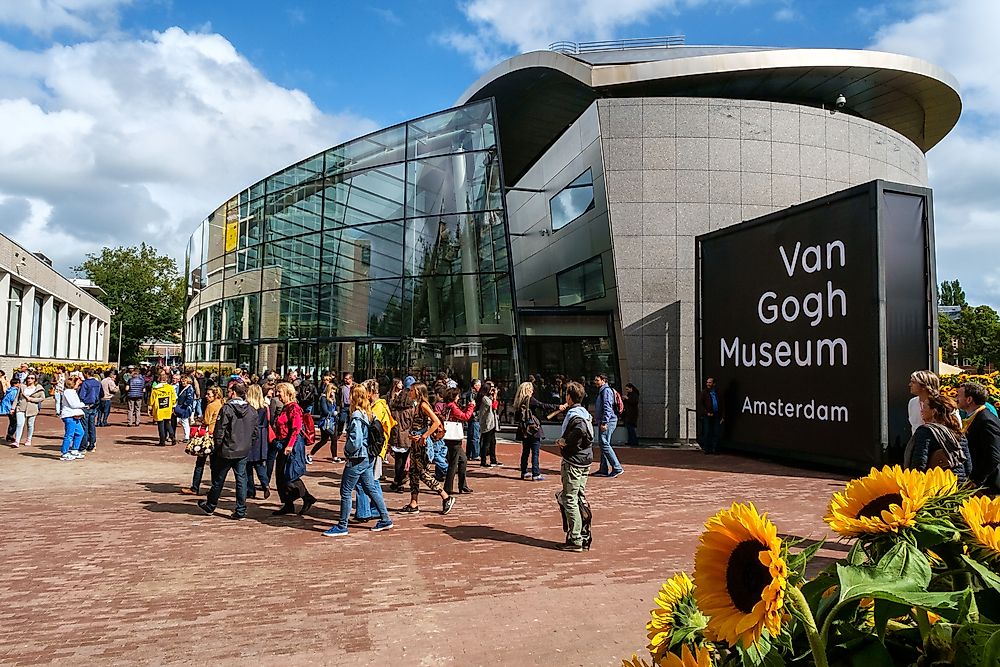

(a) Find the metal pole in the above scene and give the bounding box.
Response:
[116,318,123,366]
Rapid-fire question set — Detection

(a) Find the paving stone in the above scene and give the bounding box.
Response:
[0,404,845,665]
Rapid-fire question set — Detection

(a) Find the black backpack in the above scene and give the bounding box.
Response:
[365,418,386,460]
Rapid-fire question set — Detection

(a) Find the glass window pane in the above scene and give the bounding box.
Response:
[404,273,514,337]
[550,168,595,231]
[323,221,403,283]
[205,205,228,261]
[263,233,323,289]
[404,210,508,277]
[249,180,264,200]
[557,255,605,306]
[406,151,502,218]
[325,125,406,177]
[266,154,324,194]
[264,182,323,240]
[261,285,323,339]
[321,163,406,228]
[326,279,403,337]
[406,100,495,160]
[241,198,264,248]
[223,294,259,341]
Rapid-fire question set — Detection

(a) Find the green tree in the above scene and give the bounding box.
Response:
[938,279,967,307]
[73,244,184,364]
[954,305,1000,372]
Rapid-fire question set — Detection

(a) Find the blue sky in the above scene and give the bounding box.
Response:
[0,0,997,308]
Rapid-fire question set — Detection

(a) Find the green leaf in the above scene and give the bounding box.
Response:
[980,629,1000,667]
[911,519,960,550]
[873,599,909,639]
[953,623,1000,667]
[846,638,895,667]
[847,541,867,566]
[837,542,932,603]
[787,539,825,582]
[963,555,1000,593]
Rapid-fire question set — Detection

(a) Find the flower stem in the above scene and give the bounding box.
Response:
[785,585,829,667]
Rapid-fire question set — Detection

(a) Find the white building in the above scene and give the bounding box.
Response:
[0,233,111,368]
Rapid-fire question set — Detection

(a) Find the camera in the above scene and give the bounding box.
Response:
[835,94,846,109]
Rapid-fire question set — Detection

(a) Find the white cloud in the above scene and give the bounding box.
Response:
[0,0,132,36]
[0,27,378,271]
[443,0,715,70]
[870,0,1000,308]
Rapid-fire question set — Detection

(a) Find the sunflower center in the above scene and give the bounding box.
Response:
[726,540,771,614]
[856,493,903,520]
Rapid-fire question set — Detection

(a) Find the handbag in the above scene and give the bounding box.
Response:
[185,426,214,457]
[443,421,464,440]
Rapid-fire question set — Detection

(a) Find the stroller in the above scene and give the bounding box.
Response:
[555,490,593,551]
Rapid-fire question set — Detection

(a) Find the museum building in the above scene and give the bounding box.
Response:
[183,38,961,439]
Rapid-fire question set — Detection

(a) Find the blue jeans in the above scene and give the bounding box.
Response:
[54,391,63,415]
[61,417,84,454]
[430,438,448,481]
[597,418,623,475]
[466,419,480,460]
[520,436,541,477]
[191,455,207,493]
[700,416,722,454]
[265,439,281,488]
[81,407,98,450]
[205,455,248,517]
[339,456,389,528]
[248,460,269,493]
[354,459,386,519]
[97,399,112,426]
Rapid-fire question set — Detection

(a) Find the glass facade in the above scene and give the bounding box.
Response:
[557,255,605,307]
[549,168,595,231]
[184,99,518,389]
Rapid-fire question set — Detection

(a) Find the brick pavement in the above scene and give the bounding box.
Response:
[0,404,848,666]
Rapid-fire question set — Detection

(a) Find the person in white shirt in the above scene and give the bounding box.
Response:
[908,370,940,434]
[59,376,87,461]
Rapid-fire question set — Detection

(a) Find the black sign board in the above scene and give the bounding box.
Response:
[695,181,936,471]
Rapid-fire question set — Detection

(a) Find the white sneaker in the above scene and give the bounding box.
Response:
[71,450,85,459]
[60,453,74,461]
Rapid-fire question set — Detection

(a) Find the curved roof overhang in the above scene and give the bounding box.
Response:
[458,48,962,184]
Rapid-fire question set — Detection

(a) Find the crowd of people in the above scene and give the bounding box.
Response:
[2,362,636,552]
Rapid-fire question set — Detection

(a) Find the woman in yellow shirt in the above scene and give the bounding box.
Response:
[182,386,224,496]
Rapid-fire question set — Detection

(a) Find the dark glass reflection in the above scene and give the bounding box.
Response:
[322,163,406,228]
[324,221,404,283]
[550,168,595,231]
[557,255,605,306]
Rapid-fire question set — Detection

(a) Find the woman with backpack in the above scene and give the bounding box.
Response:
[351,379,396,522]
[397,382,455,516]
[174,375,196,443]
[905,393,972,482]
[271,382,316,516]
[322,384,393,536]
[476,380,502,468]
[513,381,564,481]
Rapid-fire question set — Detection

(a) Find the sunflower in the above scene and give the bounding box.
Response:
[646,573,696,661]
[660,644,714,667]
[694,503,788,648]
[825,466,954,538]
[621,655,653,667]
[959,495,1000,560]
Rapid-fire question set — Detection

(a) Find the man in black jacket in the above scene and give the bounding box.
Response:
[555,381,594,552]
[199,383,258,520]
[958,382,1000,495]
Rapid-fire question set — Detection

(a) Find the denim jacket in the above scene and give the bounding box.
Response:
[0,387,17,415]
[344,410,370,460]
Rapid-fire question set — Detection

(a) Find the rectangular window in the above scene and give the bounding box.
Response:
[7,285,22,353]
[549,168,595,231]
[30,296,42,356]
[557,255,605,306]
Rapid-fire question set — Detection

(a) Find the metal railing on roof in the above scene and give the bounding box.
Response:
[548,35,685,54]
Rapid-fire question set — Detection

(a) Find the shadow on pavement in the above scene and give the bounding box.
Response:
[425,523,564,551]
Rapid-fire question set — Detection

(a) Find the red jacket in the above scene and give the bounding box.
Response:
[274,402,304,445]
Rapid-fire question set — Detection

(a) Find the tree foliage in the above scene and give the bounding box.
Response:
[939,279,968,307]
[73,244,184,364]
